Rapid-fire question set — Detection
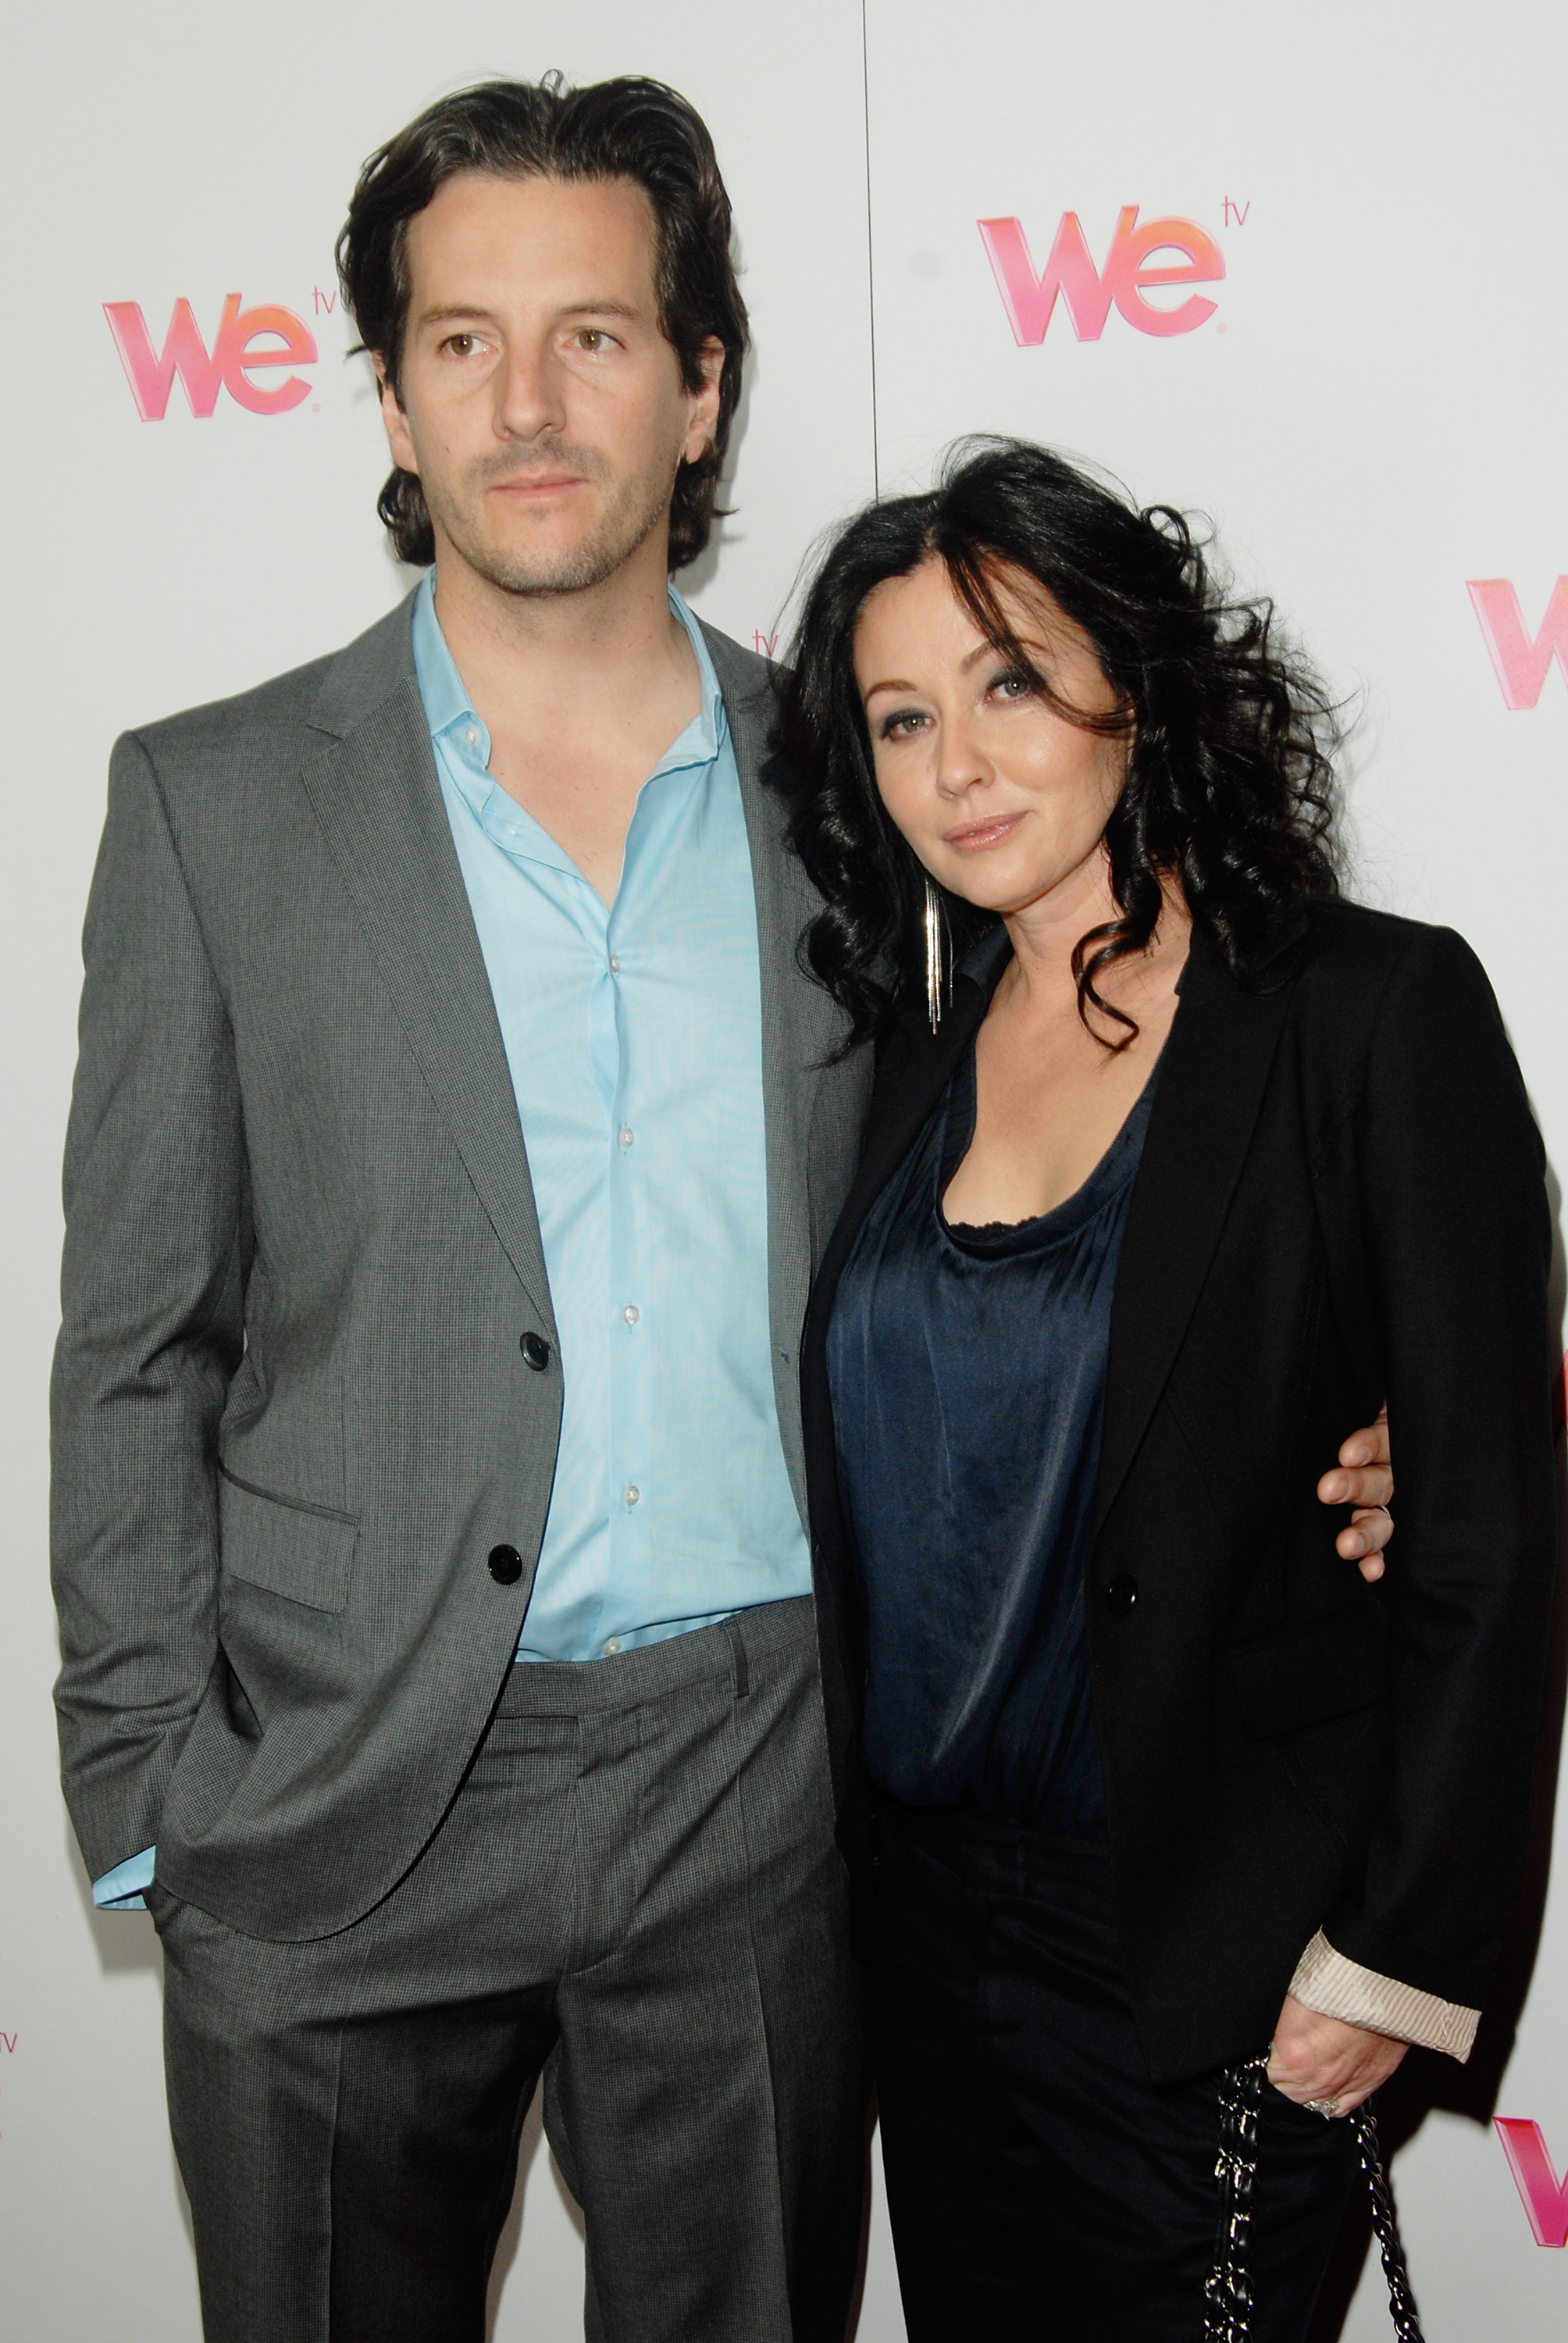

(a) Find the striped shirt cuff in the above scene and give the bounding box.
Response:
[1288,1929,1478,2062]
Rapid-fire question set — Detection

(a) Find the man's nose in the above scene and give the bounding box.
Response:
[494,342,567,442]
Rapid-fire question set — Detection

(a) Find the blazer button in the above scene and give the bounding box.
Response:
[519,1332,551,1371]
[488,1544,524,1585]
[1104,1574,1139,1616]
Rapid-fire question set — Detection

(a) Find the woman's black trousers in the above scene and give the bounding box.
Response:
[872,1800,1360,2342]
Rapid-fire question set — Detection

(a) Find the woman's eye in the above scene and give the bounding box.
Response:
[879,708,927,741]
[989,668,1036,702]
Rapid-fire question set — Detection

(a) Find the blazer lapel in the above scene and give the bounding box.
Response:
[807,950,997,1350]
[300,614,557,1339]
[1094,933,1302,1535]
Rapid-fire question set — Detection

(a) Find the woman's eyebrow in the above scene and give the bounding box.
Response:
[962,633,1050,670]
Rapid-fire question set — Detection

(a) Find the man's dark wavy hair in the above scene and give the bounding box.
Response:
[775,438,1342,1052]
[335,75,748,572]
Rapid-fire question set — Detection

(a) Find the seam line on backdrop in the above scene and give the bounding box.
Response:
[861,0,880,497]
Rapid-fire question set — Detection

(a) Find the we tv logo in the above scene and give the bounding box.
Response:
[979,206,1226,345]
[1467,579,1568,709]
[105,293,317,419]
[1497,2119,1568,2245]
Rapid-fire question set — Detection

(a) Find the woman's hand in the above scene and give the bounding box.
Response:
[1318,1405,1393,1583]
[1267,1993,1408,2116]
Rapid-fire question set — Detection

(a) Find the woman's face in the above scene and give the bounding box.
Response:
[853,555,1128,921]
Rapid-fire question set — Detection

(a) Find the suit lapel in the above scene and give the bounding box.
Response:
[301,626,557,1339]
[1094,935,1301,1534]
[706,629,845,1315]
[704,624,878,1517]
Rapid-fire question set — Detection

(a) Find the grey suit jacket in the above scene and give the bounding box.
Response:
[51,591,871,1940]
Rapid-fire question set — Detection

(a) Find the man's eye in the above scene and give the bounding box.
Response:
[443,333,481,358]
[577,329,612,351]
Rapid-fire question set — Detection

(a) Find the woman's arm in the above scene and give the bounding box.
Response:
[1268,1922,1479,2113]
[1274,922,1557,2100]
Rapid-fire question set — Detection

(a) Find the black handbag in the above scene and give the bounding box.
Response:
[1204,2054,1425,2341]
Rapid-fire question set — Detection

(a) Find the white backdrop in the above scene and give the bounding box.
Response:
[2,2,1566,2335]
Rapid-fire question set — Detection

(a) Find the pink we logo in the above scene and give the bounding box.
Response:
[1466,578,1568,709]
[1496,2119,1568,2245]
[104,294,317,419]
[979,209,1224,344]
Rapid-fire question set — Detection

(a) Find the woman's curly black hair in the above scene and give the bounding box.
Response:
[773,437,1342,1052]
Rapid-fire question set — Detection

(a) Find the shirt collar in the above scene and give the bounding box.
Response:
[410,568,727,774]
[410,569,474,741]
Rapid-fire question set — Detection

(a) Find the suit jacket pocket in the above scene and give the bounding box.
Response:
[218,1467,358,1614]
[1228,1594,1388,1740]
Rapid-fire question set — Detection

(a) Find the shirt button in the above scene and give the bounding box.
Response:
[618,1127,635,1149]
[622,1304,640,1325]
[465,726,479,748]
[623,1485,640,1507]
[608,954,621,973]
[603,1637,622,1656]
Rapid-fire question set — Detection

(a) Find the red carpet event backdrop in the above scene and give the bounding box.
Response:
[2,2,1565,2335]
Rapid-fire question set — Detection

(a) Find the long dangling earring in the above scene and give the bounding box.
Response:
[924,877,949,1034]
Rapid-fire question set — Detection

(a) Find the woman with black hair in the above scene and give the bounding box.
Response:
[779,441,1557,2341]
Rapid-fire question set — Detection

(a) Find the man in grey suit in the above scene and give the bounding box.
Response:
[52,71,1395,2343]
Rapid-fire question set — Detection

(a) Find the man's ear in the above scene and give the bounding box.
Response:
[682,337,726,466]
[375,358,420,475]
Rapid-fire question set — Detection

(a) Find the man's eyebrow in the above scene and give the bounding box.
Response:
[415,305,498,329]
[413,299,647,328]
[557,300,644,322]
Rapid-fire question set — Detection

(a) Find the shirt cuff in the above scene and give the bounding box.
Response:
[1288,1928,1478,2061]
[91,1846,157,1912]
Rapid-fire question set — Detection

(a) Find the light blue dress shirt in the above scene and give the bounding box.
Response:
[93,574,811,1908]
[415,572,811,1660]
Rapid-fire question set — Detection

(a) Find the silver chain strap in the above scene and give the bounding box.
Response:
[1352,2097,1426,2339]
[1205,2053,1266,2340]
[1205,2055,1426,2341]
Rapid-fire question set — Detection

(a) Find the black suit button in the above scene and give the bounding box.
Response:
[1104,1574,1139,1616]
[488,1544,524,1585]
[519,1332,551,1371]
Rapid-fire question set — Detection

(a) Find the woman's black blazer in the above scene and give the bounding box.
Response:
[800,898,1558,2083]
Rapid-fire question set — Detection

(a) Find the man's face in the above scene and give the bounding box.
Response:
[380,171,722,596]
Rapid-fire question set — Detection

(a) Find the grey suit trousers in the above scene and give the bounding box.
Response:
[150,1598,866,2343]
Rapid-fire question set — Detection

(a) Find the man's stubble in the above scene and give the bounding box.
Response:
[422,431,687,599]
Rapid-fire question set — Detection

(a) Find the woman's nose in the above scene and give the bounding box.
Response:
[932,720,990,798]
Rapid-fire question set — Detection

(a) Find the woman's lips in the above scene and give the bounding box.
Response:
[943,812,1025,852]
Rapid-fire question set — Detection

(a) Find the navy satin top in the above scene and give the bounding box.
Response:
[828,1008,1157,1835]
